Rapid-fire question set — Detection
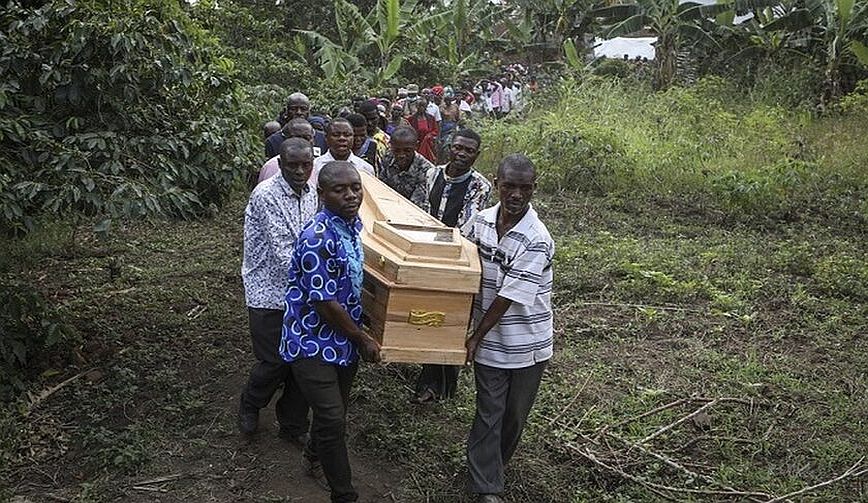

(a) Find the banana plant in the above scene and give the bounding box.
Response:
[590,0,778,89]
[295,0,416,88]
[761,0,868,98]
[405,0,510,81]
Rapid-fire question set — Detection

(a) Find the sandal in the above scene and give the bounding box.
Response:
[411,388,437,404]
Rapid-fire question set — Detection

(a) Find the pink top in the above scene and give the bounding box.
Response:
[257,155,280,185]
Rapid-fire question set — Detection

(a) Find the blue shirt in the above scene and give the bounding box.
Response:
[280,208,364,366]
[265,129,328,159]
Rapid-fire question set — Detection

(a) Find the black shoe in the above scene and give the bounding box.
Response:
[278,428,310,450]
[302,455,330,492]
[238,401,259,435]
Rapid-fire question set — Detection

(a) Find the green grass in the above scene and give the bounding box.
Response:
[476,76,868,229]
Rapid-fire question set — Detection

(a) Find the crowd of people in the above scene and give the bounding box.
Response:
[257,74,535,179]
[240,87,553,503]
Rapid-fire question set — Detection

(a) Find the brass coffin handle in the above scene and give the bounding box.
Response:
[408,310,446,327]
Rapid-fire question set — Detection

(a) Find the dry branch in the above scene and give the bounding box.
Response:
[637,399,719,446]
[594,398,689,437]
[763,459,867,503]
[26,369,91,415]
[548,373,592,426]
[565,441,774,500]
[604,431,774,502]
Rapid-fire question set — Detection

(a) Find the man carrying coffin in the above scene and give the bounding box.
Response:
[463,154,555,503]
[280,161,382,501]
[413,128,492,404]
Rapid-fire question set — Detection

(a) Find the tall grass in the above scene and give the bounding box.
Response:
[477,76,868,227]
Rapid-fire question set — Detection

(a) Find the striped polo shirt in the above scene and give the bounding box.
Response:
[466,203,554,369]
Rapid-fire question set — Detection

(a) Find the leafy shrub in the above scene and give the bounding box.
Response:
[592,58,635,79]
[0,0,257,235]
[837,80,868,115]
[0,281,76,399]
[476,75,868,226]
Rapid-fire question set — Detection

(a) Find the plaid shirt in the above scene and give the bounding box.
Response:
[378,151,435,211]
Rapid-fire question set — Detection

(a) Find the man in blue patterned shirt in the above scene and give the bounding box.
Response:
[280,161,381,502]
[240,138,318,444]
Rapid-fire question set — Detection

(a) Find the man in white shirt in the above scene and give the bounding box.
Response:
[463,154,554,503]
[311,118,375,184]
[240,138,319,445]
[500,80,512,116]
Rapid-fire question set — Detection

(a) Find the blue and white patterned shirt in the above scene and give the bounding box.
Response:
[280,208,364,366]
[241,175,318,309]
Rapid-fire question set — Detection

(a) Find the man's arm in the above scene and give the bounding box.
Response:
[313,301,381,362]
[465,295,512,365]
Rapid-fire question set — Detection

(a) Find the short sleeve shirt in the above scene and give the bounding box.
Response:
[279,209,364,366]
[465,203,555,369]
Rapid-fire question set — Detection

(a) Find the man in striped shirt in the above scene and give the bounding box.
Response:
[463,154,554,503]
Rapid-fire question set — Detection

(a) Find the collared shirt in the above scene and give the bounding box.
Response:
[465,203,554,369]
[378,151,434,211]
[279,208,364,366]
[242,176,318,309]
[311,151,375,184]
[426,165,492,232]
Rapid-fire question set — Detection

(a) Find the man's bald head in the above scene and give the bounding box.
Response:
[279,137,314,193]
[280,137,313,159]
[286,92,311,119]
[495,154,536,217]
[283,117,314,142]
[390,125,417,143]
[263,120,281,139]
[318,160,363,219]
[496,153,536,180]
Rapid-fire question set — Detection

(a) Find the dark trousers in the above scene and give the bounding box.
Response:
[415,364,460,399]
[291,357,359,503]
[467,360,548,494]
[240,308,309,436]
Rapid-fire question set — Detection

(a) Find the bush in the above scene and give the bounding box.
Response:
[0,0,257,235]
[475,75,868,225]
[0,281,76,399]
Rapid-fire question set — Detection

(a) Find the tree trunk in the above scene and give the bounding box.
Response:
[654,32,677,90]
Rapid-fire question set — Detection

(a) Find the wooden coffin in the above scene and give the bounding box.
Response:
[358,170,481,365]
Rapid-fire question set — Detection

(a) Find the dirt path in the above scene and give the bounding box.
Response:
[113,374,403,503]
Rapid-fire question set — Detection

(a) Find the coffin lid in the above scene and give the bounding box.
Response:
[358,171,481,292]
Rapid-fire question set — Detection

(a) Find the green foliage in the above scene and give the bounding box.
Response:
[191,1,315,89]
[478,75,868,225]
[0,0,256,235]
[0,281,76,398]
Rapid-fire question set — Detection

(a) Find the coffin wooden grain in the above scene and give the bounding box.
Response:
[358,170,481,365]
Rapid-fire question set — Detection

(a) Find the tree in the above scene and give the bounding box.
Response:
[591,0,708,89]
[762,0,868,99]
[295,0,414,89]
[0,0,254,235]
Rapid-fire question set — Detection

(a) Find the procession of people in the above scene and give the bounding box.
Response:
[241,85,552,503]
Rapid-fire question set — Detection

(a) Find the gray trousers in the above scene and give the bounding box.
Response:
[467,360,548,494]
